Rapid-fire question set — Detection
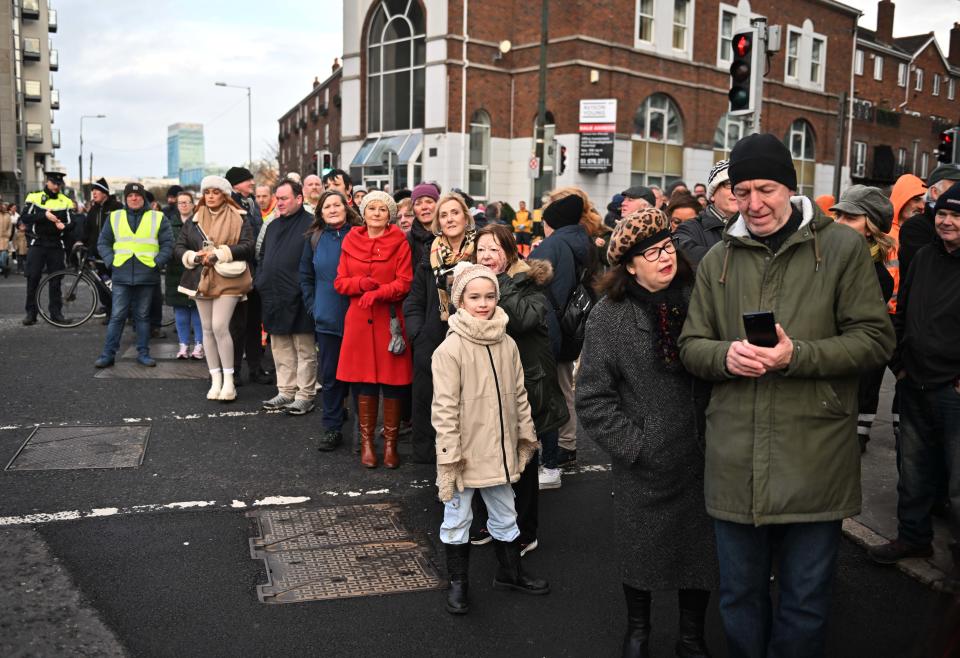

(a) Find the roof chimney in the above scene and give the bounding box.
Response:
[333,58,341,73]
[312,76,320,89]
[876,0,895,43]
[950,22,960,67]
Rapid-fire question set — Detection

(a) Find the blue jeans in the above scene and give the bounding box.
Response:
[317,332,348,432]
[896,380,960,546]
[101,283,153,358]
[714,519,842,658]
[173,306,202,345]
[441,484,520,545]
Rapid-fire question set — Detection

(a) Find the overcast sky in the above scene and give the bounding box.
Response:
[56,1,344,180]
[53,0,954,180]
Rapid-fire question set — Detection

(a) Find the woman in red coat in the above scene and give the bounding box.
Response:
[335,190,413,469]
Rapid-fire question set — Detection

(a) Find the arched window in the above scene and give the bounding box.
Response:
[468,110,491,201]
[367,0,426,134]
[631,94,684,189]
[787,119,815,197]
[713,112,747,162]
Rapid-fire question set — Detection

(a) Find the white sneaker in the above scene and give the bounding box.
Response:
[538,467,561,490]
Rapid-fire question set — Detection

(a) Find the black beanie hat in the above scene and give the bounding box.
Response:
[728,133,797,192]
[933,181,960,215]
[92,177,110,194]
[166,185,184,198]
[123,182,146,200]
[544,194,584,230]
[225,166,254,186]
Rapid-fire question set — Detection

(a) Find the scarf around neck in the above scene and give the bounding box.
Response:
[429,230,477,321]
[625,277,688,371]
[447,306,509,345]
[195,203,243,247]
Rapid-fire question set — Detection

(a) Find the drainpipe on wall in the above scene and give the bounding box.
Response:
[461,0,469,190]
[844,24,858,190]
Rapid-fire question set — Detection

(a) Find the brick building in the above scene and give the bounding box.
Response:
[850,3,959,187]
[277,61,342,179]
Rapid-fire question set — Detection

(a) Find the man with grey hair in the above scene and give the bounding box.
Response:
[899,164,960,276]
[303,174,323,214]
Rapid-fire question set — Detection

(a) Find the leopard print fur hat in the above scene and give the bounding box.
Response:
[606,208,671,266]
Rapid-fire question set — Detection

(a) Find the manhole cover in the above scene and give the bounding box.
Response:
[94,361,209,380]
[6,425,150,471]
[248,504,441,604]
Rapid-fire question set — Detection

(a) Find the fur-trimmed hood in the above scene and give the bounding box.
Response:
[507,257,554,287]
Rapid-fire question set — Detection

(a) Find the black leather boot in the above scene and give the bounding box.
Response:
[676,589,711,657]
[622,583,651,658]
[492,539,549,594]
[445,543,470,614]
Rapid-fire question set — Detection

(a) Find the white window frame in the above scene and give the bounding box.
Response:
[853,141,866,177]
[785,29,801,81]
[635,0,655,45]
[914,67,923,91]
[897,147,907,168]
[810,36,825,86]
[672,0,690,52]
[932,73,941,96]
[873,55,883,81]
[897,62,907,87]
[854,49,864,76]
[949,78,956,101]
[921,152,929,179]
[467,110,491,202]
[717,7,736,64]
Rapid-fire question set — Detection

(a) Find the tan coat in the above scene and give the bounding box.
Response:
[0,212,11,251]
[431,307,537,488]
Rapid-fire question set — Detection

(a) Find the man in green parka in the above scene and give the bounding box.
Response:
[679,133,895,658]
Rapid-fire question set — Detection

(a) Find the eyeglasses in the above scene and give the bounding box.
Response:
[640,240,677,262]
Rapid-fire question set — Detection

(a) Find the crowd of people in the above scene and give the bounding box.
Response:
[9,133,960,657]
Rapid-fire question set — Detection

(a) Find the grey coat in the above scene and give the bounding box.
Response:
[575,290,717,591]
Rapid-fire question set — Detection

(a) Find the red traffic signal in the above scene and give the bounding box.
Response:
[735,34,751,58]
[938,128,958,164]
[728,29,759,115]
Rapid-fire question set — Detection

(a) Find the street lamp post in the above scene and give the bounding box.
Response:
[215,82,252,167]
[79,114,106,203]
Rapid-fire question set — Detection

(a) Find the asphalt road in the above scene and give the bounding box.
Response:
[0,275,955,657]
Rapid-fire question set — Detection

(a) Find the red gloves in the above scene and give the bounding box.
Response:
[358,290,380,309]
[359,277,380,292]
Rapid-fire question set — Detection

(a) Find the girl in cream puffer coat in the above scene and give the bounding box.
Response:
[431,262,548,615]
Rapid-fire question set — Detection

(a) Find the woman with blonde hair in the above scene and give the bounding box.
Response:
[830,185,897,452]
[174,176,255,402]
[403,192,477,464]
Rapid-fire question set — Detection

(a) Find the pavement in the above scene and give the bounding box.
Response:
[0,273,957,657]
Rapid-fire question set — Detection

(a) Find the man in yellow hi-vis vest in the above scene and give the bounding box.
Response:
[94,183,173,368]
[21,170,74,325]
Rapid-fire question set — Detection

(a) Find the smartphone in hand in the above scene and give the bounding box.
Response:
[742,311,778,348]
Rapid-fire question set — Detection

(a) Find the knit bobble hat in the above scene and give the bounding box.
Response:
[934,181,960,214]
[706,159,731,200]
[92,178,110,194]
[359,190,398,221]
[543,193,584,230]
[728,133,797,192]
[224,166,254,186]
[607,208,672,267]
[411,182,440,204]
[200,175,233,197]
[450,262,500,308]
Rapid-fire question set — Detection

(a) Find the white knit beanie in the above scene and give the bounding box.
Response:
[200,175,234,197]
[706,159,731,200]
[359,190,398,222]
[450,262,500,308]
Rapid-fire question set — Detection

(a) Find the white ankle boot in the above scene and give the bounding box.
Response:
[207,370,223,400]
[218,370,237,402]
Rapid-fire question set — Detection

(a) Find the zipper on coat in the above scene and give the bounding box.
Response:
[485,345,510,484]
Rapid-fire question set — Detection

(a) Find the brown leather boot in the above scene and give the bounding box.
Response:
[382,397,402,469]
[357,394,379,468]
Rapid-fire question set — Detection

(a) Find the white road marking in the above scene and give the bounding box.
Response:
[0,409,286,431]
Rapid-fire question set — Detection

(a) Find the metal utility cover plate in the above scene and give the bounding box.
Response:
[6,425,150,471]
[94,361,209,380]
[248,504,441,604]
[121,343,183,360]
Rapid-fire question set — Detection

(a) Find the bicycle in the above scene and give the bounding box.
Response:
[37,245,176,329]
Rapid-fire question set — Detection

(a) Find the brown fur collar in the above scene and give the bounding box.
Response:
[507,258,553,286]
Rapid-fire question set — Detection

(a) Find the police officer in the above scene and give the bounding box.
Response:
[94,183,173,368]
[21,170,73,325]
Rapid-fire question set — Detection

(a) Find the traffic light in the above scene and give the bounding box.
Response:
[558,145,567,175]
[728,29,760,116]
[937,128,958,164]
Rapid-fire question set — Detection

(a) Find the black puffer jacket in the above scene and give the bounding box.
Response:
[406,220,434,275]
[256,207,314,335]
[498,258,569,434]
[673,205,727,266]
[83,196,122,257]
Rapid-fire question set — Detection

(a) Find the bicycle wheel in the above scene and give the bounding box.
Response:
[37,271,98,328]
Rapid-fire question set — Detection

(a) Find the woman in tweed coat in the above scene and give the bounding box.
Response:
[576,208,716,658]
